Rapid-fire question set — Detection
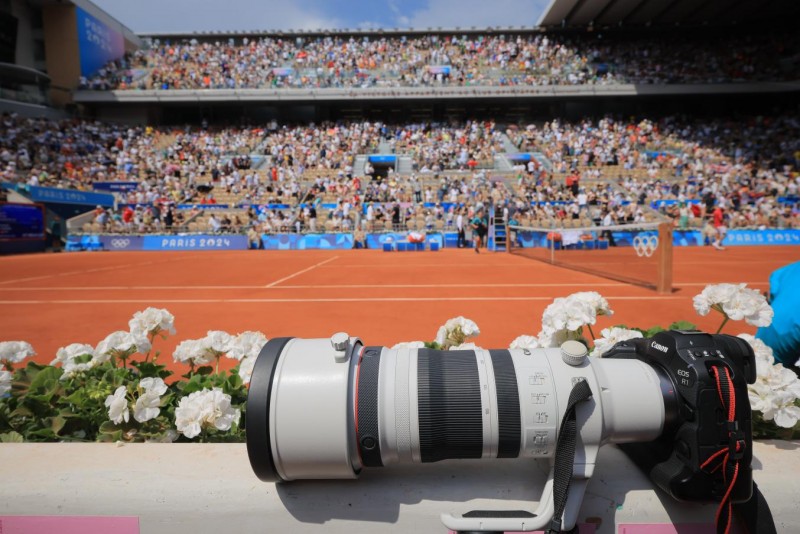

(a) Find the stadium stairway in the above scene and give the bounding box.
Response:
[396,156,414,174]
[494,155,514,171]
[354,155,368,175]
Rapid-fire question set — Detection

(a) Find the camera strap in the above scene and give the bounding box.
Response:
[702,365,777,534]
[547,379,593,534]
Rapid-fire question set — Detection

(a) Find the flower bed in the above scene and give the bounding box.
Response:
[1,283,797,442]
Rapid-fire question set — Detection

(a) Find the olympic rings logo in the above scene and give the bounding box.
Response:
[633,235,659,258]
[110,238,131,249]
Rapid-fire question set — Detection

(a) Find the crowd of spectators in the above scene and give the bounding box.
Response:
[3,111,798,237]
[507,114,800,230]
[80,31,798,91]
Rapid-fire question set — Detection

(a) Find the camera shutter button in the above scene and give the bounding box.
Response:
[560,340,588,366]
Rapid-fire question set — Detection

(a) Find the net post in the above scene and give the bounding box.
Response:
[657,222,673,294]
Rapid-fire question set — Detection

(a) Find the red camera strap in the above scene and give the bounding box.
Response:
[700,365,746,534]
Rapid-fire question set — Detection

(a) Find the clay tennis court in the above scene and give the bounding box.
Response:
[1,246,798,373]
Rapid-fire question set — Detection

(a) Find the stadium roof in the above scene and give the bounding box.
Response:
[537,0,800,28]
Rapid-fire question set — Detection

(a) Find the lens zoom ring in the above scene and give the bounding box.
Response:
[490,350,521,458]
[418,349,483,462]
[357,346,383,467]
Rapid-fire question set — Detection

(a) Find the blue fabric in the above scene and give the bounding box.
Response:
[757,261,800,365]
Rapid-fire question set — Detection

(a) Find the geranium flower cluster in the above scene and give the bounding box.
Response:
[48,308,175,379]
[435,316,481,350]
[174,388,241,439]
[590,327,644,358]
[693,284,773,329]
[739,334,800,428]
[508,291,613,350]
[172,330,267,382]
[0,341,36,367]
[0,365,11,397]
[104,377,169,425]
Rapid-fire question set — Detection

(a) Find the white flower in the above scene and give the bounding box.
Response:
[128,307,176,339]
[105,386,130,425]
[571,292,613,317]
[740,334,800,428]
[51,343,95,378]
[227,331,268,361]
[0,341,36,364]
[238,356,257,384]
[94,331,138,364]
[172,331,237,366]
[391,341,426,349]
[541,291,613,337]
[0,365,11,397]
[692,284,773,327]
[133,377,168,423]
[435,317,480,349]
[172,339,214,366]
[205,330,234,354]
[175,388,240,439]
[693,284,739,316]
[537,329,577,348]
[591,327,644,358]
[737,334,775,376]
[509,335,541,350]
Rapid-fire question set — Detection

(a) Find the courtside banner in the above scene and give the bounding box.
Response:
[260,233,353,250]
[143,235,247,251]
[74,235,247,251]
[92,182,140,192]
[99,236,145,251]
[366,232,444,249]
[28,186,115,207]
[674,229,800,246]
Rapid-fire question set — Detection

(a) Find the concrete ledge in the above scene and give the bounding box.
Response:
[73,82,800,103]
[0,441,797,533]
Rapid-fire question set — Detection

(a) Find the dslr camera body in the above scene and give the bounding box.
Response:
[605,330,756,504]
[246,330,756,533]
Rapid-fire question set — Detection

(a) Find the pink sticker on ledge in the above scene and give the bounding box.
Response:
[619,524,722,534]
[0,516,139,534]
[449,523,596,534]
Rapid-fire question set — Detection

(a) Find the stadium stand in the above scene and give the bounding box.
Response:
[79,30,799,91]
[2,111,798,237]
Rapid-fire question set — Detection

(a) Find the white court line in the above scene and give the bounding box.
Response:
[0,259,168,285]
[0,281,767,291]
[264,256,340,287]
[0,296,687,304]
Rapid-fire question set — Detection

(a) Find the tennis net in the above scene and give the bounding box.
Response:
[508,221,673,293]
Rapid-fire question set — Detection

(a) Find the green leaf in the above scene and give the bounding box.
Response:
[644,326,666,338]
[51,415,67,435]
[63,389,88,405]
[196,366,213,376]
[0,431,24,443]
[29,365,63,392]
[668,321,697,332]
[131,361,172,379]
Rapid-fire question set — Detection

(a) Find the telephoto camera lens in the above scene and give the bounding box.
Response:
[246,334,675,482]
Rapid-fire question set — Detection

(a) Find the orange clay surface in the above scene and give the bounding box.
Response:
[1,246,798,374]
